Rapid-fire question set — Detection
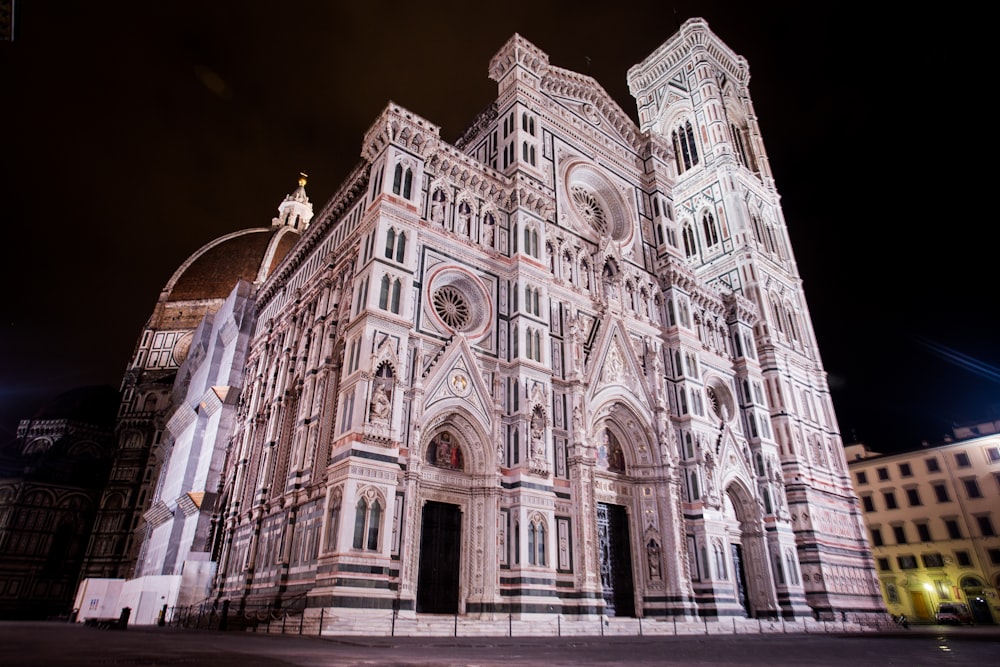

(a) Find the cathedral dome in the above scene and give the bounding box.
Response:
[164,226,299,302]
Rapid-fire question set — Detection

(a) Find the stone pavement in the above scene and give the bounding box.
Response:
[2,621,998,667]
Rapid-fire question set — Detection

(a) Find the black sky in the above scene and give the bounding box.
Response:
[2,1,997,451]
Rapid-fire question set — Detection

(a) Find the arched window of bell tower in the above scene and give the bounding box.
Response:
[672,119,700,174]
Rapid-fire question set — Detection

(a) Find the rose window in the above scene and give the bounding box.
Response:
[432,285,471,330]
[570,185,608,235]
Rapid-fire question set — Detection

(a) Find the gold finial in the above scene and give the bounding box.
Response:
[298,172,308,187]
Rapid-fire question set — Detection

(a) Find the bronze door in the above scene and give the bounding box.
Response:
[597,502,635,617]
[416,501,461,614]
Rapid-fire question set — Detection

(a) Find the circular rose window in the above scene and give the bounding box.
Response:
[432,285,471,330]
[563,161,633,245]
[425,266,493,338]
[570,185,608,235]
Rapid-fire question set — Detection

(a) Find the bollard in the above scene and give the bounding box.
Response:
[118,607,131,630]
[318,608,324,636]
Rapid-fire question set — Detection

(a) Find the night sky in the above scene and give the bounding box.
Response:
[2,2,997,452]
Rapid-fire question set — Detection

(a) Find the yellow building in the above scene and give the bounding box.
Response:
[846,427,1000,624]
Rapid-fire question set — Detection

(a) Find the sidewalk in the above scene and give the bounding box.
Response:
[3,620,998,667]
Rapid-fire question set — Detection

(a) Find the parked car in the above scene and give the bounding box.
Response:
[935,603,972,625]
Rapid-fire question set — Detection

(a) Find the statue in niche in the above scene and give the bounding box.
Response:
[430,189,446,226]
[646,539,662,578]
[483,214,495,248]
[369,383,391,421]
[429,432,463,470]
[457,201,471,236]
[562,252,573,283]
[580,262,590,290]
[530,409,545,458]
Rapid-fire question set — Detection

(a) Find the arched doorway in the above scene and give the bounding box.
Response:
[593,425,636,617]
[416,431,466,614]
[722,484,773,618]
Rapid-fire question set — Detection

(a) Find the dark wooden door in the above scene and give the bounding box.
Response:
[597,502,635,617]
[416,501,461,613]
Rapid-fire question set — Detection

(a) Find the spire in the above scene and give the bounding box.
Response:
[274,172,313,232]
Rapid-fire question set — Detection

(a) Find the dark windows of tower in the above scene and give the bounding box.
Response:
[527,517,546,566]
[682,223,696,258]
[524,327,542,362]
[352,494,382,551]
[378,275,401,314]
[523,225,540,259]
[730,122,750,169]
[672,120,700,174]
[521,112,536,136]
[326,490,342,551]
[523,284,541,316]
[522,142,537,166]
[701,211,719,247]
[392,163,413,199]
[385,228,406,262]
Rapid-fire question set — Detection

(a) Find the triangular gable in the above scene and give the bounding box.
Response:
[715,425,754,490]
[542,66,641,152]
[371,331,401,374]
[586,318,651,412]
[422,335,493,425]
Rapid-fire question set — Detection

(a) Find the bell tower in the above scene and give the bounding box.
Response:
[629,18,885,618]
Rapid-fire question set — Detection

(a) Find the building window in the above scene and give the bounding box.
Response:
[701,211,719,247]
[987,446,1000,463]
[955,550,972,566]
[856,471,868,485]
[917,523,932,542]
[906,488,922,506]
[870,528,884,547]
[378,275,402,314]
[925,457,941,473]
[672,120,700,173]
[392,163,413,199]
[352,494,382,551]
[527,517,547,566]
[877,467,890,481]
[877,557,891,572]
[886,582,900,603]
[883,491,898,509]
[897,555,918,570]
[385,228,406,262]
[988,548,1000,565]
[892,525,907,545]
[862,495,875,512]
[934,483,950,503]
[963,478,983,499]
[955,452,971,467]
[899,462,912,477]
[523,225,540,258]
[682,223,697,258]
[976,515,996,537]
[921,553,945,568]
[945,519,962,539]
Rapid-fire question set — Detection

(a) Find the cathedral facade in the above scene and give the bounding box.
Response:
[84,19,886,626]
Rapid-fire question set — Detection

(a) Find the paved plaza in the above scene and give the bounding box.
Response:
[2,621,999,666]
